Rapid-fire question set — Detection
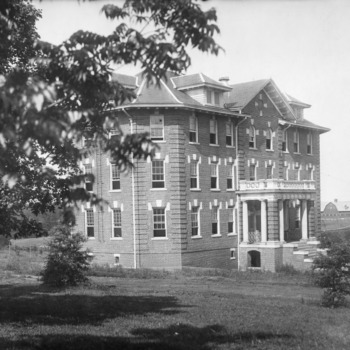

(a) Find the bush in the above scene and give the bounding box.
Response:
[312,242,350,307]
[41,225,91,287]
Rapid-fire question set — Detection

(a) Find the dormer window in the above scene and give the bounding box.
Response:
[206,89,221,106]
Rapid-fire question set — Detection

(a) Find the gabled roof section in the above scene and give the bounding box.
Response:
[111,72,138,89]
[171,73,231,91]
[285,93,311,108]
[322,201,350,212]
[279,118,330,134]
[224,79,296,120]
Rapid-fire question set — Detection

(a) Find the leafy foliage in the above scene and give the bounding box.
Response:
[0,0,220,236]
[312,242,350,307]
[41,225,91,287]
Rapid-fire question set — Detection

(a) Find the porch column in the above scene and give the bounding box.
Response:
[278,199,284,242]
[261,200,267,243]
[242,200,249,243]
[301,199,308,240]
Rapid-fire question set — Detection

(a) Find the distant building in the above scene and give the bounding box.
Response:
[74,71,329,271]
[321,200,350,230]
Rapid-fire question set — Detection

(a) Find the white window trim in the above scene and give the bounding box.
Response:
[109,162,121,192]
[307,132,313,155]
[190,159,200,190]
[282,130,289,153]
[227,206,237,236]
[151,159,165,189]
[293,130,300,154]
[209,117,218,145]
[230,248,236,260]
[266,128,273,151]
[152,207,168,239]
[189,115,199,144]
[111,208,122,240]
[211,206,221,237]
[191,206,201,238]
[85,208,95,240]
[227,163,235,191]
[226,121,234,148]
[210,160,220,191]
[150,114,165,141]
[113,254,121,266]
[249,126,256,149]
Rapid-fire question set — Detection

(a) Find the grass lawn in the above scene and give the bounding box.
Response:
[0,265,350,350]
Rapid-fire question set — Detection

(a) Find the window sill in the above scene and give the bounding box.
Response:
[189,142,200,145]
[109,190,121,193]
[294,152,301,155]
[230,257,236,260]
[210,189,221,192]
[211,234,222,238]
[226,145,235,148]
[266,149,274,152]
[150,188,167,191]
[209,144,220,147]
[227,189,236,192]
[191,235,202,240]
[87,237,95,240]
[151,237,169,240]
[190,188,202,192]
[249,147,258,150]
[282,150,289,154]
[307,153,313,156]
[110,237,123,241]
[227,233,237,237]
[151,140,166,143]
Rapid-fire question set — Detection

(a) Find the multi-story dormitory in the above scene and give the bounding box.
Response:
[75,71,330,272]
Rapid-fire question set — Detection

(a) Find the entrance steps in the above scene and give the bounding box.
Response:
[290,240,327,266]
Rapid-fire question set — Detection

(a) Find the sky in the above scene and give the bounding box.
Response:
[33,0,350,203]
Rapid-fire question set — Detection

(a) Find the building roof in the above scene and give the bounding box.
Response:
[113,71,241,117]
[111,72,138,89]
[285,93,311,108]
[279,118,330,134]
[171,73,231,91]
[322,201,350,212]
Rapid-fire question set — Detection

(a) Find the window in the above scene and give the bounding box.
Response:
[209,118,217,144]
[307,167,313,180]
[191,207,200,236]
[226,122,234,146]
[211,162,218,189]
[249,164,256,181]
[112,208,122,237]
[109,128,120,140]
[228,207,235,234]
[307,132,313,155]
[266,165,273,179]
[150,115,164,141]
[230,248,236,260]
[212,206,219,235]
[266,129,272,150]
[282,130,288,152]
[249,126,256,148]
[152,160,165,188]
[153,208,166,237]
[227,164,234,190]
[206,89,212,104]
[82,136,92,148]
[293,130,299,153]
[189,115,198,143]
[111,163,120,190]
[214,91,220,105]
[86,209,94,238]
[84,163,93,192]
[190,160,199,189]
[283,165,288,180]
[295,204,301,229]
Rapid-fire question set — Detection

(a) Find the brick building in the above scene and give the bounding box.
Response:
[75,71,329,271]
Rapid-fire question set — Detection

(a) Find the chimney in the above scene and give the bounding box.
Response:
[219,76,230,86]
[334,199,338,203]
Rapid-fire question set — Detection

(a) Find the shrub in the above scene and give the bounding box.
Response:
[312,242,350,307]
[41,225,91,287]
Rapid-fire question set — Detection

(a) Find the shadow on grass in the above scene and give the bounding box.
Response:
[0,283,187,326]
[0,324,294,350]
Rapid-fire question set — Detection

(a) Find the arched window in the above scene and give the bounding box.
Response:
[248,250,261,268]
[266,128,272,150]
[249,126,256,148]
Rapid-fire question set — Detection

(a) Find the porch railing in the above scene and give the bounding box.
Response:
[248,231,261,244]
[239,179,315,192]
